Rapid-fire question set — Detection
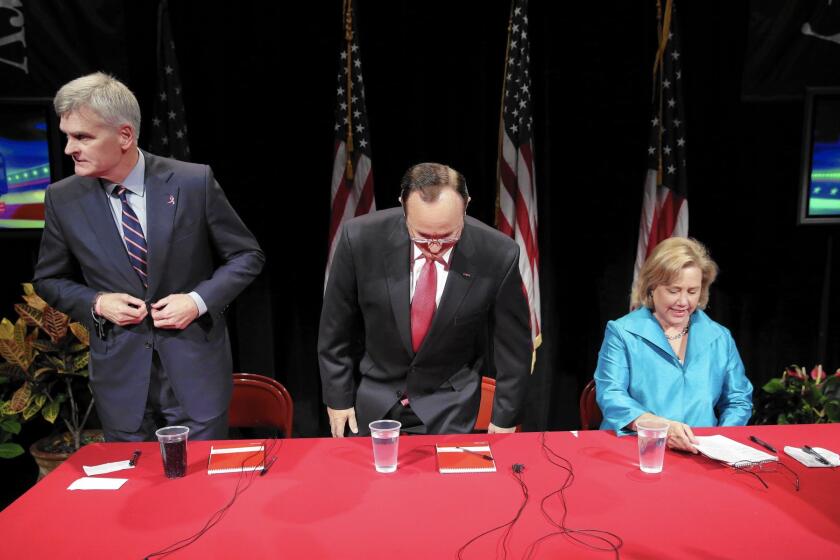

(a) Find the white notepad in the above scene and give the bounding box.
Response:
[691,435,777,465]
[783,446,840,468]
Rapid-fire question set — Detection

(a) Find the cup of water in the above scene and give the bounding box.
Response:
[636,421,669,474]
[369,420,401,473]
[155,425,190,479]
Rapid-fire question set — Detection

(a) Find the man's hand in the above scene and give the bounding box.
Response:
[327,407,358,438]
[150,294,199,330]
[488,422,516,434]
[96,293,148,326]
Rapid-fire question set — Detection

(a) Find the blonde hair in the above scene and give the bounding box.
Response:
[54,72,141,141]
[630,237,719,310]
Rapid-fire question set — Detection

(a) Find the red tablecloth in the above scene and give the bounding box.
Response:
[2,424,839,559]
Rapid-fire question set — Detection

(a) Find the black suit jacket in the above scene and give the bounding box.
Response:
[33,151,264,432]
[318,208,532,434]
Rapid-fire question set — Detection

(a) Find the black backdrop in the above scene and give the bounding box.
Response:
[2,0,839,505]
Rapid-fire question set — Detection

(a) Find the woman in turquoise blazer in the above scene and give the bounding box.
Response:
[594,238,753,452]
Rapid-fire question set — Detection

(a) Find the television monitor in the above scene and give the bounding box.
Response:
[798,87,840,225]
[0,98,63,230]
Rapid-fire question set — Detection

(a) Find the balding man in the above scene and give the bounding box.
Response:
[319,162,531,436]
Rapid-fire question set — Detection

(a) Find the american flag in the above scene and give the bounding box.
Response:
[634,0,688,280]
[497,0,541,352]
[326,0,375,283]
[149,0,190,161]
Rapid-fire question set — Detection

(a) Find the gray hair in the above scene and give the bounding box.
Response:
[54,72,142,141]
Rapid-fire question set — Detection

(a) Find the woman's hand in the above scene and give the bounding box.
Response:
[631,413,699,454]
[665,421,698,453]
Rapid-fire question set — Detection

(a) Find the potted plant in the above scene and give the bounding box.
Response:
[0,283,100,475]
[753,364,840,425]
[0,407,23,459]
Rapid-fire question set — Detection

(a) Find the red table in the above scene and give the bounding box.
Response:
[2,424,839,559]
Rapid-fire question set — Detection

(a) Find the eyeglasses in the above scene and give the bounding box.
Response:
[729,460,800,491]
[409,235,461,246]
[405,220,462,248]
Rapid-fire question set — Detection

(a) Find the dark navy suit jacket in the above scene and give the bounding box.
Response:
[34,151,264,432]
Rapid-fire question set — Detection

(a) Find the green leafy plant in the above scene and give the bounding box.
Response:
[753,364,840,425]
[0,284,93,458]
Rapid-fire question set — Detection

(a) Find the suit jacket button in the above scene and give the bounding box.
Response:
[144,342,152,349]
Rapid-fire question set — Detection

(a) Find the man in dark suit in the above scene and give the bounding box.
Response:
[33,72,264,442]
[319,162,532,436]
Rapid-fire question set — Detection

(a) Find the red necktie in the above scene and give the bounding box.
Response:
[411,255,437,352]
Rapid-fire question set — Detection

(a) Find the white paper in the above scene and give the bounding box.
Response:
[570,431,579,438]
[691,435,777,465]
[68,477,128,491]
[783,446,840,468]
[83,460,135,476]
[435,444,491,453]
[209,444,264,455]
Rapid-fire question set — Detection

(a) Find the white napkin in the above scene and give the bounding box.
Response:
[68,477,128,491]
[783,446,840,468]
[83,460,135,476]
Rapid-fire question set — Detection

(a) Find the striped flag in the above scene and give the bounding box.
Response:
[497,0,541,353]
[149,0,191,161]
[326,0,375,283]
[634,0,688,281]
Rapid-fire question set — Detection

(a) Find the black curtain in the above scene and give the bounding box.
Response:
[2,0,839,459]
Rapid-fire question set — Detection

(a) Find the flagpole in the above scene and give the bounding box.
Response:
[495,1,515,228]
[651,0,673,85]
[343,0,355,181]
[156,0,165,72]
[654,0,670,186]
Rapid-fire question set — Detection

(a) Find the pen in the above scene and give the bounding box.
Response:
[129,450,141,466]
[260,456,277,476]
[749,435,777,453]
[455,447,494,462]
[802,445,831,466]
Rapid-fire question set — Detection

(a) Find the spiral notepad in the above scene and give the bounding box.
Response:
[207,443,265,474]
[435,442,496,473]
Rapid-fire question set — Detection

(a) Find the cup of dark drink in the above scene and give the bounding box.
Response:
[155,426,190,478]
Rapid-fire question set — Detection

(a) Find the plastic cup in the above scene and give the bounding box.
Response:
[636,421,669,474]
[369,420,401,473]
[155,425,189,478]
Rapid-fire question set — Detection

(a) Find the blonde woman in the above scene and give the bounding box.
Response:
[594,238,752,452]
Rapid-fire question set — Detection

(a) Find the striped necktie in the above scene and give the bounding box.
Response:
[114,186,148,288]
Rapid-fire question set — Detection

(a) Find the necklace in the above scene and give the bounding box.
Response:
[664,325,689,341]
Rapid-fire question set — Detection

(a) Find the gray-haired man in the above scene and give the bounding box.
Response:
[34,72,264,441]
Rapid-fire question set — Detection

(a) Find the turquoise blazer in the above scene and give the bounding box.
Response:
[594,307,753,434]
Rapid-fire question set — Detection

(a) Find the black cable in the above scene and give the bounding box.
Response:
[456,464,530,560]
[142,438,280,559]
[521,431,622,560]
